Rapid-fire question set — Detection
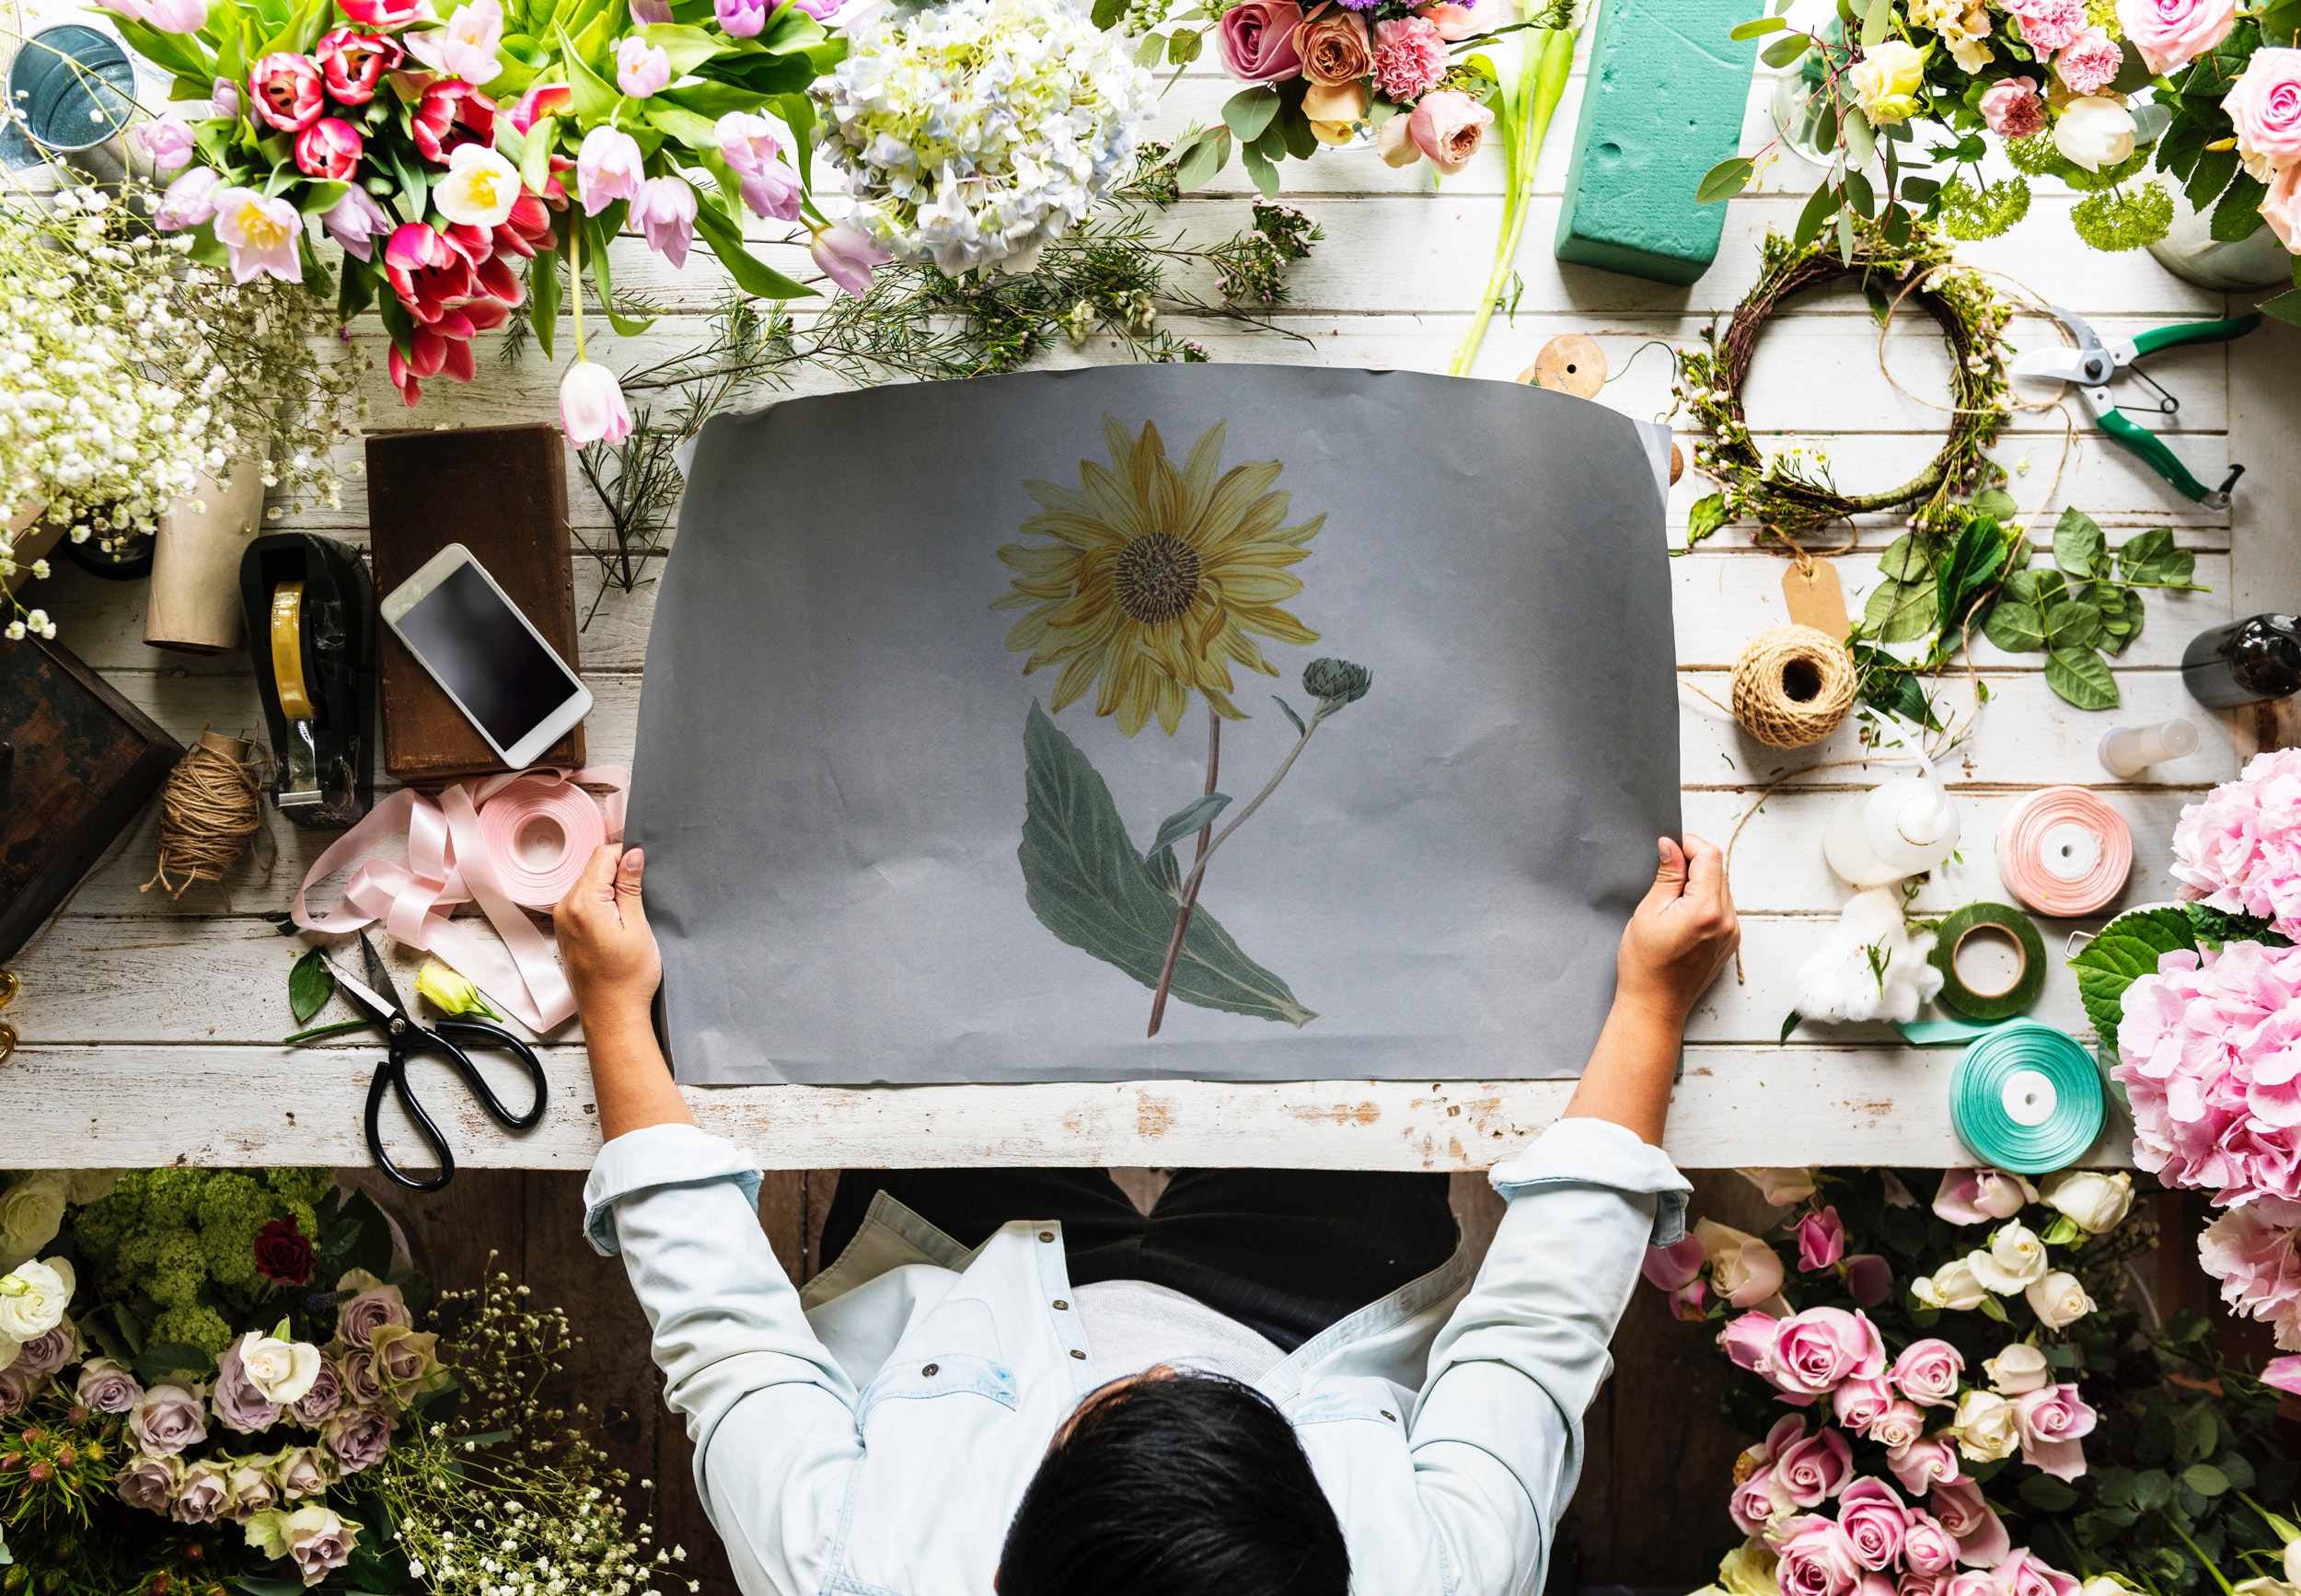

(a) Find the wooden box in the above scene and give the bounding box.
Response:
[0,637,183,961]
[367,423,585,783]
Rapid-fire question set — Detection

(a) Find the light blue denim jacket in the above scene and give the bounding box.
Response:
[584,1116,1690,1596]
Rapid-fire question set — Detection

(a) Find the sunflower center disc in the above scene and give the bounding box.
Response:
[1114,533,1201,625]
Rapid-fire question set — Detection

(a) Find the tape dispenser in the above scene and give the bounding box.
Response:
[238,533,375,828]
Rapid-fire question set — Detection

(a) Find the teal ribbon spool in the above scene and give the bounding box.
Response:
[1949,1021,2106,1173]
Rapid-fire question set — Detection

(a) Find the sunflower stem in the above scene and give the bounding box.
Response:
[1147,710,1222,1036]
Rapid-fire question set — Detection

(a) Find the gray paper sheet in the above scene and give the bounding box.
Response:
[630,364,1681,1085]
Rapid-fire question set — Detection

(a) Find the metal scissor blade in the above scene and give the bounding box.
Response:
[321,955,400,1027]
[358,931,412,1018]
[2012,305,2117,387]
[2009,346,2095,384]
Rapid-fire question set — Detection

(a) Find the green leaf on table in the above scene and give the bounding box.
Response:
[2045,598,2102,650]
[1176,127,1229,191]
[2185,903,2292,949]
[1780,1009,1803,1043]
[1240,140,1280,199]
[1972,487,2019,519]
[2046,644,2118,710]
[2052,506,2107,580]
[1686,492,1731,547]
[1982,598,2046,653]
[1150,793,1232,858]
[1019,702,1314,1027]
[2096,584,2143,653]
[2068,905,2197,1047]
[1222,86,1281,142]
[289,948,335,1024]
[1938,514,2007,630]
[1762,30,1811,67]
[1730,15,1788,36]
[2266,287,2301,329]
[1698,156,1757,203]
[1876,531,1926,582]
[2117,526,2198,587]
[1864,575,1937,643]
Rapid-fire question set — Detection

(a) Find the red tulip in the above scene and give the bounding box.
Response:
[337,0,424,25]
[410,78,496,165]
[249,52,324,133]
[294,116,364,180]
[382,222,521,406]
[314,28,401,105]
[509,81,572,133]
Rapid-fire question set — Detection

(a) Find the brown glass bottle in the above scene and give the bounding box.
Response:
[2183,614,2301,709]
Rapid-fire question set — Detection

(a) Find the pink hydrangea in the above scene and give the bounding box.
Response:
[2199,1197,2301,1348]
[2006,0,2087,52]
[2114,939,2301,1208]
[1371,16,1448,100]
[2171,749,2301,936]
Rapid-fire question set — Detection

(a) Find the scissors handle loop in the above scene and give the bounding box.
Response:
[365,1019,549,1191]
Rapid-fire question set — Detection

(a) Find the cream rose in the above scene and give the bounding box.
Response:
[2053,96,2136,172]
[234,1330,323,1405]
[2284,1534,2301,1588]
[2026,1270,2096,1329]
[1720,1539,1782,1596]
[1967,1223,2049,1293]
[2041,1171,2133,1234]
[0,1174,68,1274]
[1983,1342,2052,1394]
[1913,1257,1987,1311]
[1698,1219,1789,1309]
[64,1170,121,1206]
[1737,1168,1819,1207]
[1952,1388,2021,1462]
[1850,40,1929,125]
[1303,79,1370,132]
[0,1257,75,1342]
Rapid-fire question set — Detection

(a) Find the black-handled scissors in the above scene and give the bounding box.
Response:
[324,932,548,1192]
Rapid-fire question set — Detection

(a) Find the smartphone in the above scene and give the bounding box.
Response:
[379,544,593,769]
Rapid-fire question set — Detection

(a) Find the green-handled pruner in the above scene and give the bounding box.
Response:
[2010,307,2261,510]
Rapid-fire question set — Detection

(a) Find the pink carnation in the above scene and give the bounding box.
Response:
[2006,0,2087,52]
[1371,16,1448,100]
[2171,749,2301,936]
[1980,77,2049,138]
[2199,1198,2301,1348]
[2055,29,2124,94]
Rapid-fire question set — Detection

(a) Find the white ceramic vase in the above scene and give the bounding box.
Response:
[2147,184,2294,291]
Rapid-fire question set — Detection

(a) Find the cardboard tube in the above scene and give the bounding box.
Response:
[5,501,67,595]
[146,462,267,653]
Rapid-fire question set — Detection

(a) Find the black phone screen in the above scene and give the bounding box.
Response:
[396,561,582,749]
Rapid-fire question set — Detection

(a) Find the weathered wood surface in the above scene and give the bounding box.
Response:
[3,41,2286,1170]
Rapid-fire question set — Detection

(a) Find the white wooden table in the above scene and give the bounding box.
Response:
[6,38,2296,1172]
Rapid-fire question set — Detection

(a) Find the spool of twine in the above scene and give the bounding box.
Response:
[1730,625,1858,748]
[143,731,271,903]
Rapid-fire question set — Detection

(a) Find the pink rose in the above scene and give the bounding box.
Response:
[1888,1435,1961,1495]
[295,117,363,181]
[1416,1,1477,38]
[2226,48,2301,179]
[2006,0,2086,52]
[2262,157,2301,249]
[1845,1255,1894,1307]
[1902,1576,1948,1596]
[1891,1338,1965,1407]
[1980,77,2049,139]
[1720,1311,1780,1374]
[1991,1550,2080,1596]
[1902,1512,1962,1577]
[1769,1308,1887,1400]
[1833,1376,1896,1432]
[2116,0,2235,73]
[1643,1235,1706,1291]
[2265,1354,2301,1396]
[2011,1383,2097,1480]
[1839,1477,1910,1572]
[249,52,324,133]
[1797,1206,1847,1270]
[128,1384,209,1456]
[2055,29,2124,94]
[1869,1400,1928,1451]
[1734,1467,1791,1534]
[1406,88,1494,174]
[1372,16,1448,99]
[315,28,401,105]
[1930,1479,2011,1567]
[1774,1426,1854,1506]
[1932,1169,2033,1224]
[1777,1516,1867,1596]
[1217,0,1306,84]
[1946,1575,1998,1596]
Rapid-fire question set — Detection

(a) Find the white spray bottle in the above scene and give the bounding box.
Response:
[1822,743,1962,888]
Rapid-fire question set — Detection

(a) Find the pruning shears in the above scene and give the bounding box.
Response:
[2009,307,2262,510]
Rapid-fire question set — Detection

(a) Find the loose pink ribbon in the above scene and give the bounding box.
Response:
[292,767,630,1033]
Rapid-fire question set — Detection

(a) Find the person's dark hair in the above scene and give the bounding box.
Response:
[999,1370,1348,1596]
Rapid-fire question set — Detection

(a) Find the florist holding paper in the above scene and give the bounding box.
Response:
[553,827,1738,1596]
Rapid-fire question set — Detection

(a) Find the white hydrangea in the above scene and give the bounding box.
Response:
[817,0,1156,275]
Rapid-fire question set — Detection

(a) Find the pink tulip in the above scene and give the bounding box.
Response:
[1795,1205,1846,1270]
[559,359,633,445]
[406,0,504,84]
[511,83,573,134]
[616,35,672,98]
[575,124,644,216]
[104,0,207,32]
[718,111,802,219]
[210,76,238,119]
[337,0,424,24]
[321,186,391,261]
[315,28,402,105]
[154,166,224,229]
[294,117,364,181]
[210,186,305,283]
[133,114,197,175]
[810,220,887,298]
[716,0,768,35]
[249,52,324,133]
[630,175,697,268]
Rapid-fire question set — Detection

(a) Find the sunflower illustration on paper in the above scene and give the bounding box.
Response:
[995,415,1372,1036]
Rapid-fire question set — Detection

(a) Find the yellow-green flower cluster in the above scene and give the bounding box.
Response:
[73,1168,328,1355]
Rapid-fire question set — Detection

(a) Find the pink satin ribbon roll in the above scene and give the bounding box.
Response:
[1996,786,2132,918]
[292,767,629,1032]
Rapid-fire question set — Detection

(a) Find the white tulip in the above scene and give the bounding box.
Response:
[2053,96,2137,172]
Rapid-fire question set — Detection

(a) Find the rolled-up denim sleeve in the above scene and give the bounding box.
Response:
[584,1124,862,1596]
[1407,1117,1693,1596]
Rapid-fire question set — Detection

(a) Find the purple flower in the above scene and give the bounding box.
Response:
[336,1347,385,1408]
[333,1273,410,1348]
[718,112,801,220]
[15,1318,79,1378]
[213,1338,283,1434]
[133,113,198,175]
[153,166,224,231]
[810,220,887,298]
[116,1451,182,1515]
[288,1356,343,1427]
[715,0,767,35]
[321,1405,396,1475]
[0,1366,42,1419]
[321,185,392,262]
[127,1383,208,1456]
[76,1356,143,1414]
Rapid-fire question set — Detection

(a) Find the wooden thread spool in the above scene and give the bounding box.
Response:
[1519,334,1607,398]
[1729,625,1857,748]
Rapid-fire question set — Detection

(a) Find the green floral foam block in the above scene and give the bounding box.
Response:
[1553,0,1757,286]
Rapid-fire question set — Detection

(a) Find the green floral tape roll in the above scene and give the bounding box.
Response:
[1927,901,2047,1021]
[1950,1021,2106,1174]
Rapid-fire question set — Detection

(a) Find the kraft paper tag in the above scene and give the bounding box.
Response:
[1783,561,1850,637]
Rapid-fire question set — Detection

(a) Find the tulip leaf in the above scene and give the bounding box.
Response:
[528,245,561,361]
[521,114,558,194]
[635,22,728,72]
[688,200,812,300]
[289,947,335,1024]
[558,23,622,121]
[645,102,723,148]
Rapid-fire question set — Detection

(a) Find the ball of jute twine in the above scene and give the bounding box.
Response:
[1730,625,1857,749]
[142,731,272,905]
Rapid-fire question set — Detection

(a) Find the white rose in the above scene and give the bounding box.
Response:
[65,1170,122,1206]
[1968,1223,2050,1293]
[2053,96,2136,172]
[1953,1387,2021,1461]
[1914,1256,1988,1311]
[2286,1540,2301,1589]
[1737,1168,1818,1207]
[0,1174,68,1273]
[235,1331,323,1405]
[0,1257,75,1342]
[1984,1342,2052,1394]
[2027,1270,2097,1329]
[2041,1171,2133,1235]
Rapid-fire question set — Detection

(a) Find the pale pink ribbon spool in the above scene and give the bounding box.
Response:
[291,767,629,1032]
[1995,785,2132,918]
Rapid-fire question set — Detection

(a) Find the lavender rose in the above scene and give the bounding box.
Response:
[272,1444,333,1500]
[286,1506,361,1585]
[336,1347,385,1409]
[214,1338,284,1434]
[321,1405,395,1475]
[227,1457,282,1521]
[1215,0,1305,83]
[76,1356,144,1414]
[288,1356,343,1427]
[15,1317,81,1379]
[367,1325,445,1405]
[171,1457,236,1524]
[128,1383,210,1456]
[334,1270,411,1347]
[116,1451,184,1515]
[0,1365,43,1418]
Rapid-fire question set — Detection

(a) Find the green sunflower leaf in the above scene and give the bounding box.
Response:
[1020,703,1315,1028]
[1150,793,1231,858]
